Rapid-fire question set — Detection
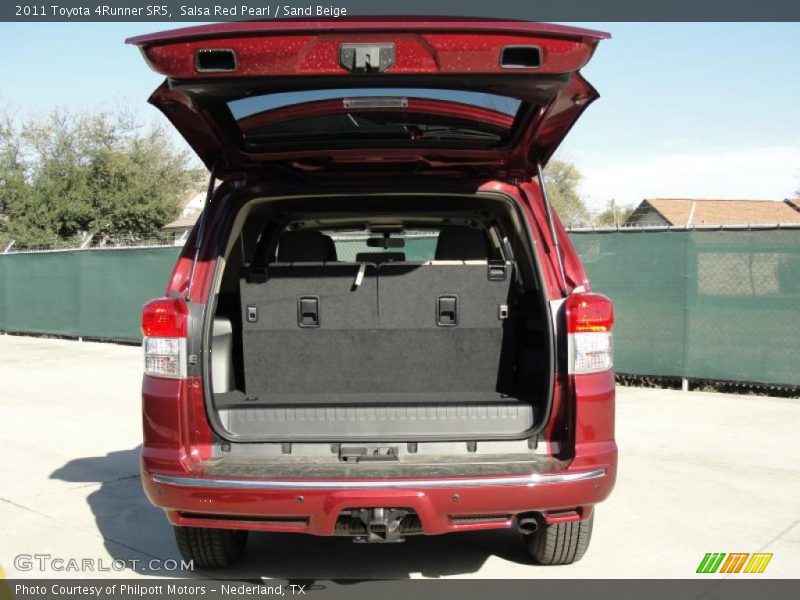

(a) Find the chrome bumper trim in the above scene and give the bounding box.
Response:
[152,469,606,490]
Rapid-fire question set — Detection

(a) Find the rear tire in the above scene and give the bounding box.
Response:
[525,514,594,565]
[173,526,248,569]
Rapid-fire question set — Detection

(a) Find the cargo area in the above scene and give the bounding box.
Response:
[206,193,554,442]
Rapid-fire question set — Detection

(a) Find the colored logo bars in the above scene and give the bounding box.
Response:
[696,553,773,574]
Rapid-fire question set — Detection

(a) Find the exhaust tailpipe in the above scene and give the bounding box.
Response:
[515,514,540,535]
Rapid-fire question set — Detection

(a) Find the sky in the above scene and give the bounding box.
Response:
[1,21,799,211]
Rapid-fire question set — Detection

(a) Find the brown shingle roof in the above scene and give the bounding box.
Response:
[161,214,200,231]
[629,198,800,226]
[162,182,215,231]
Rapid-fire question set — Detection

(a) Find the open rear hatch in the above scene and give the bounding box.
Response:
[127,19,608,179]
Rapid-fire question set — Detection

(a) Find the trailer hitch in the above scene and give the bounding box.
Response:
[352,508,410,543]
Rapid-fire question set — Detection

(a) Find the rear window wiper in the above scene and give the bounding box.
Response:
[413,127,502,141]
[244,125,502,144]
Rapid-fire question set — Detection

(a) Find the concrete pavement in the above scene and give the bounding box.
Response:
[0,334,797,579]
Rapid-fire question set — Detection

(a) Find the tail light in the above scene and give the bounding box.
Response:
[566,292,614,375]
[141,297,188,378]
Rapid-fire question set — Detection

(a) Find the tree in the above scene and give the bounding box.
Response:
[0,107,202,247]
[0,114,27,239]
[542,160,590,227]
[594,199,635,227]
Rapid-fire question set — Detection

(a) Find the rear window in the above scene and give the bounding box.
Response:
[328,230,439,262]
[228,89,522,148]
[229,88,521,119]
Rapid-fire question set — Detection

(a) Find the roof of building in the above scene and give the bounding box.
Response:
[162,214,201,231]
[162,178,216,231]
[626,198,800,227]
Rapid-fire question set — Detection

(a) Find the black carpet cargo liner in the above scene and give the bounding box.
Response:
[238,261,520,404]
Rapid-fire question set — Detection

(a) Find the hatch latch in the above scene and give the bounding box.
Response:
[339,445,399,463]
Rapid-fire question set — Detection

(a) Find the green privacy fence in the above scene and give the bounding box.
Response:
[0,238,437,343]
[571,228,800,387]
[0,247,181,342]
[1,229,798,386]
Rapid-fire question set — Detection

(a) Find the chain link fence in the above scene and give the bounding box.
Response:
[0,246,180,343]
[0,234,177,255]
[1,227,798,387]
[570,226,800,387]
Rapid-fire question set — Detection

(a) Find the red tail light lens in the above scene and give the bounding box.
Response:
[142,297,188,379]
[566,292,614,375]
[142,297,188,338]
[566,293,614,333]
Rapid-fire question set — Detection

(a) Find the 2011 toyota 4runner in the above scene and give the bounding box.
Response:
[129,18,617,568]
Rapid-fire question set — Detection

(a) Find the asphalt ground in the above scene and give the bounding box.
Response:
[0,335,797,580]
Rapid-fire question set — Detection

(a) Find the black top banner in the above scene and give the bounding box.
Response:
[4,0,800,22]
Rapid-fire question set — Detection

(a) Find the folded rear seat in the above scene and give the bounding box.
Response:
[375,260,514,397]
[372,226,513,398]
[236,227,518,406]
[240,260,379,398]
[240,229,380,398]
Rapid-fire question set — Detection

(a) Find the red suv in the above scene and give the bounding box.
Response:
[130,19,616,568]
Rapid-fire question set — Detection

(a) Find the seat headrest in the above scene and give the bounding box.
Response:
[276,231,337,262]
[434,227,491,261]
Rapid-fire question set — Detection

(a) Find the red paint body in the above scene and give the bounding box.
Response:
[132,19,616,538]
[140,183,616,536]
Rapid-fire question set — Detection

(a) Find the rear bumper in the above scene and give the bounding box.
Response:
[142,453,616,536]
